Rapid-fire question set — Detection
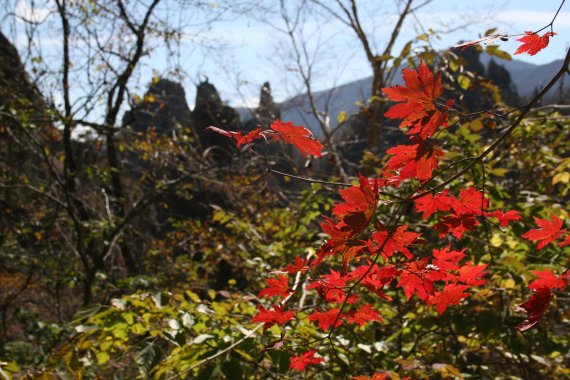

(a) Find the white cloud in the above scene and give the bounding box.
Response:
[16,0,51,24]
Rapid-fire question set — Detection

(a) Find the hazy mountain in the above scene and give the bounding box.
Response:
[255,54,569,134]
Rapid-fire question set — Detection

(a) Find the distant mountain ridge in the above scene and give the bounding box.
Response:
[264,53,569,134]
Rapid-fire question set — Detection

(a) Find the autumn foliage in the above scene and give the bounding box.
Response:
[3,2,568,378]
[209,32,569,376]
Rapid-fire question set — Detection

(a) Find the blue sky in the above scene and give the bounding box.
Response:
[4,0,570,112]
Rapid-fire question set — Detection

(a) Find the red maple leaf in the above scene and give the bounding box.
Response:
[385,139,445,184]
[308,308,343,331]
[346,304,383,327]
[521,214,566,250]
[528,270,569,291]
[282,256,309,274]
[514,31,556,56]
[453,187,488,216]
[289,350,324,371]
[346,264,397,300]
[432,246,465,272]
[258,274,292,299]
[435,214,479,239]
[429,283,470,314]
[251,304,295,330]
[486,209,522,227]
[382,63,450,138]
[458,262,488,286]
[357,264,398,291]
[307,270,348,303]
[334,174,378,216]
[515,287,552,331]
[382,62,442,123]
[371,224,420,259]
[206,126,263,147]
[405,106,450,139]
[332,174,379,237]
[270,119,324,157]
[414,190,456,219]
[397,258,437,301]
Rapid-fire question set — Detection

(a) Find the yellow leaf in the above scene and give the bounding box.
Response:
[501,278,515,289]
[144,93,156,103]
[457,74,472,90]
[96,351,110,365]
[449,59,459,72]
[337,111,347,124]
[469,119,484,132]
[399,41,412,58]
[186,291,200,303]
[419,51,437,62]
[490,234,503,247]
[553,172,569,185]
[491,168,507,177]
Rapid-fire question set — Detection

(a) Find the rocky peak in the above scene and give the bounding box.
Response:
[191,79,241,157]
[243,81,280,131]
[123,78,193,135]
[0,31,48,116]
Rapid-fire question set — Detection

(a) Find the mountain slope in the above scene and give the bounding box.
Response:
[276,54,568,134]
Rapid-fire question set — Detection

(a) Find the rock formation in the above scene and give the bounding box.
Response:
[123,78,193,136]
[243,82,281,130]
[0,32,48,116]
[191,79,241,156]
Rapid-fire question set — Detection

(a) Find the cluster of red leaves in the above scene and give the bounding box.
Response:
[414,188,520,240]
[514,215,569,331]
[211,53,566,375]
[207,119,324,157]
[380,63,454,185]
[246,64,494,373]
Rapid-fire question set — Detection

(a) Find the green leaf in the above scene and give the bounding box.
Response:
[0,362,20,380]
[457,74,472,90]
[491,168,508,177]
[96,350,110,365]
